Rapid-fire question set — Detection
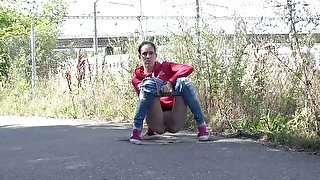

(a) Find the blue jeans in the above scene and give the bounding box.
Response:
[133,77,205,129]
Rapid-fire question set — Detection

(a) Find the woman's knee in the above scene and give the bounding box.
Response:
[140,78,157,95]
[175,77,196,92]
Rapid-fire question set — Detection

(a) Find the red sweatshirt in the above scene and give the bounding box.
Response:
[131,61,194,109]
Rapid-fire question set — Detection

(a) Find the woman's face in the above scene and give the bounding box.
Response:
[139,44,157,70]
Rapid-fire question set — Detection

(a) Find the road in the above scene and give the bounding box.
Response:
[0,116,319,180]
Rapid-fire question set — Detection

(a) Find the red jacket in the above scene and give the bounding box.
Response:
[131,61,193,109]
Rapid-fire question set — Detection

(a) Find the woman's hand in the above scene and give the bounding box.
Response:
[161,81,173,94]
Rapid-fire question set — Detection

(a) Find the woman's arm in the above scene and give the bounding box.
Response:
[168,62,194,83]
[132,74,142,94]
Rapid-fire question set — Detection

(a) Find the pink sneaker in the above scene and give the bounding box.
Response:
[144,127,156,136]
[130,128,142,144]
[197,124,209,141]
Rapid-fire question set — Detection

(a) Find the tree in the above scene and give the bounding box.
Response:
[0,0,67,82]
[0,6,28,82]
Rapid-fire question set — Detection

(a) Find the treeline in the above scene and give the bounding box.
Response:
[0,0,67,84]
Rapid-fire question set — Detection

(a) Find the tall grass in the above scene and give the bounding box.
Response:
[1,20,320,150]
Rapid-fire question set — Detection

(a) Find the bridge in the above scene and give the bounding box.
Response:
[54,33,320,50]
[54,36,130,49]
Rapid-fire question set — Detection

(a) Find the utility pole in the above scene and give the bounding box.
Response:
[93,0,99,78]
[139,0,144,41]
[93,1,98,56]
[30,22,36,98]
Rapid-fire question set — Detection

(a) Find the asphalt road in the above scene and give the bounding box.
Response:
[0,116,319,180]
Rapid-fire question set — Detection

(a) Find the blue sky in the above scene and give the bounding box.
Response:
[58,0,320,37]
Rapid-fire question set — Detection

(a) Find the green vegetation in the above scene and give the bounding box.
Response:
[0,0,319,153]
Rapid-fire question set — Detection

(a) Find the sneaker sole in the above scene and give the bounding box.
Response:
[198,135,209,141]
[130,139,142,145]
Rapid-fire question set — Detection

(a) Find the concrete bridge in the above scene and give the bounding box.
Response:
[54,36,129,49]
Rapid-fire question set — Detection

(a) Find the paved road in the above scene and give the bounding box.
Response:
[0,116,319,180]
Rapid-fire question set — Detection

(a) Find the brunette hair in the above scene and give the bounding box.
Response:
[138,41,157,54]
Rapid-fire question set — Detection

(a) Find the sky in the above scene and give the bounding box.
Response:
[57,0,320,38]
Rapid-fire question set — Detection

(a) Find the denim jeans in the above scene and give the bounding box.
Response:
[133,77,205,129]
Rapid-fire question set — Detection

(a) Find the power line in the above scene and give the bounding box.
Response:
[63,15,195,20]
[64,15,281,21]
[63,15,320,21]
[64,15,320,21]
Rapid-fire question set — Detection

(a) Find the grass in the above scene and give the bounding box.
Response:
[1,29,320,154]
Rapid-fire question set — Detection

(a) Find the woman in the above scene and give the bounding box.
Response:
[130,41,209,144]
